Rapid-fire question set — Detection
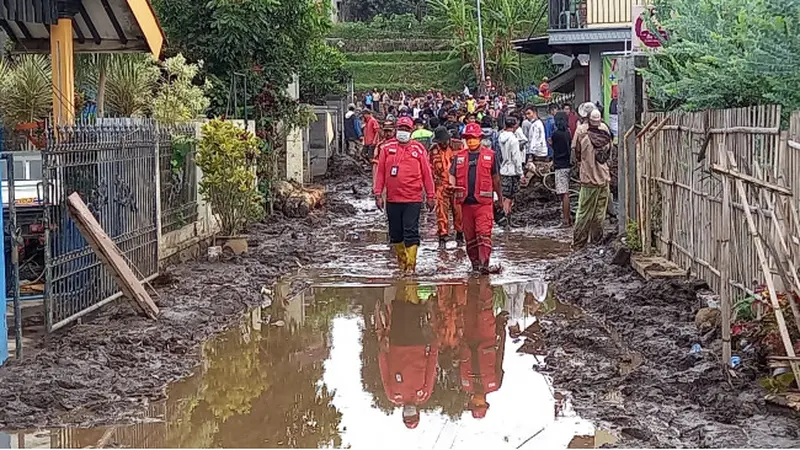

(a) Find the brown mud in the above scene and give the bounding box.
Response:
[534,246,800,448]
[2,156,797,449]
[0,181,356,430]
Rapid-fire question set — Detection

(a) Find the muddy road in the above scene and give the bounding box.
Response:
[1,170,798,448]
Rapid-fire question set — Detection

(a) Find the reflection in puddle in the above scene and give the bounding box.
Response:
[568,430,619,448]
[1,280,612,449]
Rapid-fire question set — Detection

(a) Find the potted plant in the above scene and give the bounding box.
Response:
[196,119,264,256]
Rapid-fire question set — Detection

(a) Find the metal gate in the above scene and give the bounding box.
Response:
[43,119,159,331]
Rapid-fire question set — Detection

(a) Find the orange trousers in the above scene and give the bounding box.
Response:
[435,186,463,237]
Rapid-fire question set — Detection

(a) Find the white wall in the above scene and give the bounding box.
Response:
[285,74,305,183]
[589,47,603,105]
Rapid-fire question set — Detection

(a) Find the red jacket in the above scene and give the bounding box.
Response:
[364,116,381,146]
[376,300,439,406]
[374,139,436,203]
[453,147,495,205]
[379,345,438,405]
[460,283,505,395]
[568,112,579,137]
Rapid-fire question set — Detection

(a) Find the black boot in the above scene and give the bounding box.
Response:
[438,236,447,250]
[455,232,465,245]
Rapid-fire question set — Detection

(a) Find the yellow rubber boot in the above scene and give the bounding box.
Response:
[405,283,421,304]
[405,245,419,274]
[393,243,408,271]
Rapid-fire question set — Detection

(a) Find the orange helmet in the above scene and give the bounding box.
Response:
[462,122,482,139]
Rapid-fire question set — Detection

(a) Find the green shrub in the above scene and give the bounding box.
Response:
[626,221,643,252]
[330,38,450,53]
[346,51,452,62]
[347,57,464,93]
[197,119,264,236]
[329,13,446,39]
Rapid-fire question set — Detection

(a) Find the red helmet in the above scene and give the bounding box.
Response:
[470,403,489,419]
[462,122,482,139]
[403,413,420,429]
[396,116,414,129]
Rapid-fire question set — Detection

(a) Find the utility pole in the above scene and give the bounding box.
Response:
[476,0,487,91]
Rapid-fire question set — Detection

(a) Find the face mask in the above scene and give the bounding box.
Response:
[466,138,481,150]
[396,130,412,143]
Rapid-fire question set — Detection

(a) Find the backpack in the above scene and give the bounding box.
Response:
[587,127,612,164]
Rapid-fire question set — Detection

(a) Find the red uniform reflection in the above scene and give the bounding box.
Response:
[375,282,439,429]
[460,277,507,419]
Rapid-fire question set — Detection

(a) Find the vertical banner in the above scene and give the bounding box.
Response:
[602,55,619,138]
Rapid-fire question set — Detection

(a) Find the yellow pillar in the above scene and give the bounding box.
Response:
[50,18,75,125]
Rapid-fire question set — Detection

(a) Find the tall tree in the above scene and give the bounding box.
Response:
[642,0,800,112]
[429,0,547,91]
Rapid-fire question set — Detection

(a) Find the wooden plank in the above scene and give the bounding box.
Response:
[635,116,659,140]
[717,140,732,369]
[708,126,780,135]
[66,192,159,320]
[630,254,687,280]
[724,151,800,384]
[710,164,793,196]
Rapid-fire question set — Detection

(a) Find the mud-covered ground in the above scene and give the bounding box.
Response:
[0,175,359,430]
[530,246,800,448]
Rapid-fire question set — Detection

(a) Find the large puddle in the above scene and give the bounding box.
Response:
[1,279,617,449]
[1,198,620,448]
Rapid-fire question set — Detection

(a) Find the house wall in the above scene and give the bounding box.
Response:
[285,75,305,183]
[588,43,625,105]
[589,47,603,104]
[586,0,646,28]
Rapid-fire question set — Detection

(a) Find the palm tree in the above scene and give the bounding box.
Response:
[104,55,159,117]
[429,0,546,89]
[0,54,52,128]
[77,54,112,117]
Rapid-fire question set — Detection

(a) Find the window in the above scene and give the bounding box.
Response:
[29,160,42,179]
[13,161,25,180]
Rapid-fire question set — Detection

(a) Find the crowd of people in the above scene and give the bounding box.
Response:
[342,88,614,274]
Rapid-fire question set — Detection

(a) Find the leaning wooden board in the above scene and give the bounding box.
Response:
[630,254,687,280]
[66,192,159,319]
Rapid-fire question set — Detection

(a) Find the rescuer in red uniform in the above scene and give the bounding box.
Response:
[374,116,436,274]
[449,122,504,274]
[375,281,439,429]
[460,276,507,419]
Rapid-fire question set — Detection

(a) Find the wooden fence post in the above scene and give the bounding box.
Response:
[717,139,733,369]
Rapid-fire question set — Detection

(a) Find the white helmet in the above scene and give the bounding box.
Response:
[578,102,597,119]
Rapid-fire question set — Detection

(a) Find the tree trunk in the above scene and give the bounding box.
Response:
[96,63,107,118]
[274,180,326,218]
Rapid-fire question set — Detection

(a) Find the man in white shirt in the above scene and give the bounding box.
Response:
[525,106,547,162]
[498,117,525,224]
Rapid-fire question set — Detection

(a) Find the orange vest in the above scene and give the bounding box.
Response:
[453,147,495,205]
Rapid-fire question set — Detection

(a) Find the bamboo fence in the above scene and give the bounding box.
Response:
[638,105,800,378]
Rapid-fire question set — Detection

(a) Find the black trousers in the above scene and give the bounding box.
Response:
[386,202,422,247]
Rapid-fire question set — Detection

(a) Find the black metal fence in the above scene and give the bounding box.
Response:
[159,124,199,234]
[43,119,160,331]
